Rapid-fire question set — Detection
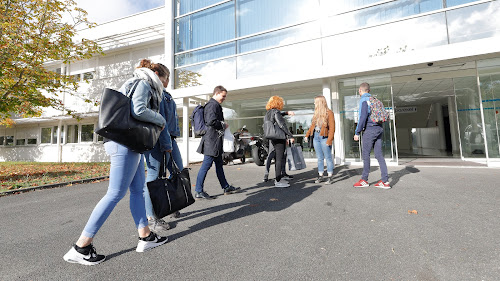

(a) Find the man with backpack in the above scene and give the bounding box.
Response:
[194,85,240,199]
[353,82,391,189]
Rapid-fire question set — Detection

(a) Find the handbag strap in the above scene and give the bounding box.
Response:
[158,152,182,179]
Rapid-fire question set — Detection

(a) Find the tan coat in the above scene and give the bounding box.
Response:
[305,109,335,146]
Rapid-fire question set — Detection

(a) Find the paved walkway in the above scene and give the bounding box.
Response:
[0,162,499,280]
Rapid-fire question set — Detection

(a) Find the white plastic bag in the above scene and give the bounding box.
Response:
[223,127,235,153]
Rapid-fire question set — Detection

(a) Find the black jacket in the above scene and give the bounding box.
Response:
[197,98,225,157]
[265,109,294,139]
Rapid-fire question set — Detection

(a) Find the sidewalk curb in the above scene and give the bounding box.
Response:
[0,176,109,197]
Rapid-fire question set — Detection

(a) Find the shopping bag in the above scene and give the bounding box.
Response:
[147,153,195,218]
[223,127,235,152]
[286,145,306,171]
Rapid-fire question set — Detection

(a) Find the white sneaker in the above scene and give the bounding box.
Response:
[136,232,168,252]
[274,179,290,188]
[63,244,105,265]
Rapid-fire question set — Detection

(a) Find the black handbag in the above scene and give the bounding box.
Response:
[95,84,162,153]
[147,153,195,218]
[263,111,286,140]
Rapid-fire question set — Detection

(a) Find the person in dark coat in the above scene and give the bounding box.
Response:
[194,86,240,199]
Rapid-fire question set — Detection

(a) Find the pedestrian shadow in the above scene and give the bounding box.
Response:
[388,165,420,186]
[168,169,321,242]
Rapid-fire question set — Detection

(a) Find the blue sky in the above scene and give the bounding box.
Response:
[75,0,164,24]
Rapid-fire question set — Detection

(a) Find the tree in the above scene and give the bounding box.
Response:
[0,0,102,125]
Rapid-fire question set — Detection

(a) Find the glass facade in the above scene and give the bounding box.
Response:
[478,58,500,158]
[174,0,499,89]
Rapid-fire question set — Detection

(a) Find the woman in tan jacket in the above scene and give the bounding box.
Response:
[305,96,335,184]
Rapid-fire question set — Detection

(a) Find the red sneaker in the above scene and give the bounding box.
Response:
[353,179,369,188]
[374,180,391,189]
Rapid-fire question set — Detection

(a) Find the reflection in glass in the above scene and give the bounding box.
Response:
[320,0,384,14]
[237,0,319,37]
[454,76,486,158]
[339,75,394,161]
[323,13,447,66]
[175,58,236,89]
[41,128,51,144]
[237,40,322,79]
[323,0,442,36]
[175,0,223,17]
[175,2,234,53]
[478,58,500,158]
[81,125,94,142]
[447,1,500,44]
[238,22,320,54]
[446,0,480,7]
[175,42,235,67]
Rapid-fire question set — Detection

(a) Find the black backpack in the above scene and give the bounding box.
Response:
[190,105,207,137]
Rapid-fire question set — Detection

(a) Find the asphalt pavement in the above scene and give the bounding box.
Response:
[0,161,499,280]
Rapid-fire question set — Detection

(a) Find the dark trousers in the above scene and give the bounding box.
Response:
[271,139,286,182]
[361,126,388,182]
[265,149,287,177]
[195,154,229,193]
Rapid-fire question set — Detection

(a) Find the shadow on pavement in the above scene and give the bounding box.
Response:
[168,168,321,242]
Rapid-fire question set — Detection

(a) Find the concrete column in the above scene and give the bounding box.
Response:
[434,103,446,151]
[182,97,189,167]
[164,0,175,91]
[448,96,460,155]
[57,120,62,163]
[322,79,338,165]
[330,78,343,165]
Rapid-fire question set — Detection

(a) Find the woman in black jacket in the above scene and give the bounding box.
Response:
[265,96,294,188]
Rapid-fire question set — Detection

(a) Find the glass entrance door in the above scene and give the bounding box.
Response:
[338,75,396,163]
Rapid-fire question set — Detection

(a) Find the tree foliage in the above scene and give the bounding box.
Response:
[0,0,102,125]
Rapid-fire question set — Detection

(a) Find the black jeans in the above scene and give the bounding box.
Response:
[265,149,287,176]
[271,139,286,182]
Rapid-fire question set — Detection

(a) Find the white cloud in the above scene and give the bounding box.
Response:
[75,0,164,24]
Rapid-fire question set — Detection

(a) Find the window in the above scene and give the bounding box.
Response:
[81,124,94,142]
[16,139,25,145]
[5,136,14,146]
[175,2,234,52]
[83,71,94,80]
[446,0,480,7]
[41,128,51,144]
[27,138,37,145]
[71,73,81,82]
[51,126,63,144]
[67,125,79,143]
[175,0,222,17]
[0,136,4,145]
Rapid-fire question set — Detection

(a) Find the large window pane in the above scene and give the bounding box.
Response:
[237,39,322,79]
[454,76,486,158]
[447,1,500,44]
[81,124,94,142]
[41,128,51,144]
[175,58,236,89]
[237,0,319,37]
[238,21,320,53]
[339,75,394,160]
[175,42,235,67]
[323,0,443,36]
[446,0,481,7]
[175,2,234,52]
[323,13,447,67]
[478,58,500,158]
[67,125,79,143]
[175,0,223,16]
[320,0,385,14]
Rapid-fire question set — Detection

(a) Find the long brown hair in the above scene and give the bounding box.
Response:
[312,96,328,127]
[138,59,170,77]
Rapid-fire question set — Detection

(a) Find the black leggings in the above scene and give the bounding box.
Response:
[271,139,286,182]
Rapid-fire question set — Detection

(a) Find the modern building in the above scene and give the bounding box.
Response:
[1,0,500,168]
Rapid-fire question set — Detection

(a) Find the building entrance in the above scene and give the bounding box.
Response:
[392,78,458,160]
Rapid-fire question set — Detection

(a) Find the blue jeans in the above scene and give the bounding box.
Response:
[361,126,388,182]
[82,141,148,238]
[143,139,183,219]
[195,155,229,193]
[313,132,334,174]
